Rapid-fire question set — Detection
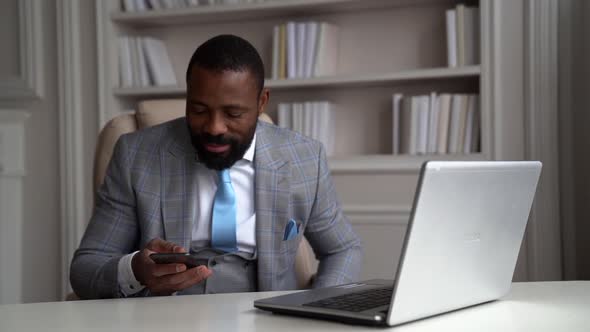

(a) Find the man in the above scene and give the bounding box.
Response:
[71,35,362,299]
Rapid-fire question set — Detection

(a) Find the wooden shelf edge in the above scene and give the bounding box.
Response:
[113,66,481,97]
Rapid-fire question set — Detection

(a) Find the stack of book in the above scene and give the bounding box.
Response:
[392,93,480,155]
[118,36,176,88]
[271,22,340,80]
[277,101,335,156]
[445,4,480,67]
[121,0,266,11]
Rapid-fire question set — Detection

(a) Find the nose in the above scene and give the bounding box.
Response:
[204,111,228,136]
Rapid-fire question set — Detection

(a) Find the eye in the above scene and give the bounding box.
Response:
[225,108,245,118]
[189,105,207,115]
[227,112,243,119]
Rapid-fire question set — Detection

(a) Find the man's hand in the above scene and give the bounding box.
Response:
[131,238,212,295]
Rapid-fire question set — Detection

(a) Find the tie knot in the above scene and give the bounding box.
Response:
[218,169,231,183]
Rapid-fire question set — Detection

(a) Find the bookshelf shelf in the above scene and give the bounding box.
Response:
[110,0,449,27]
[113,66,481,97]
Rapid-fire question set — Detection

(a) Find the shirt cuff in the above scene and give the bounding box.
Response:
[118,251,145,296]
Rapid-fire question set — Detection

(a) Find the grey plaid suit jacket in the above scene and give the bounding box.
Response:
[70,118,363,299]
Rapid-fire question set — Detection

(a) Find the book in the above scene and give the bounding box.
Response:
[118,36,133,87]
[446,9,457,67]
[304,22,319,78]
[286,22,297,79]
[427,92,439,154]
[296,23,306,78]
[135,37,151,87]
[134,0,149,11]
[417,95,430,155]
[292,102,304,133]
[314,23,339,77]
[146,0,163,10]
[463,7,480,65]
[456,94,469,153]
[142,37,177,86]
[303,101,313,137]
[319,101,335,156]
[392,93,403,155]
[400,97,418,155]
[310,102,320,145]
[272,25,280,80]
[277,103,291,129]
[448,94,462,154]
[122,0,137,12]
[456,4,466,66]
[436,94,452,154]
[279,24,286,79]
[129,37,141,86]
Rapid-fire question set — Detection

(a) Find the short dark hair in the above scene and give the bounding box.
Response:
[186,34,265,94]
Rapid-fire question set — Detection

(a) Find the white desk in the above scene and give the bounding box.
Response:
[1,281,588,331]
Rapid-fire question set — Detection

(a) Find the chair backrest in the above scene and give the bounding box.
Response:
[93,99,317,289]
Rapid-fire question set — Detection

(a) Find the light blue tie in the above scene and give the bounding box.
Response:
[211,169,237,252]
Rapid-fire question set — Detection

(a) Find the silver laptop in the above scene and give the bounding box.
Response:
[254,161,542,326]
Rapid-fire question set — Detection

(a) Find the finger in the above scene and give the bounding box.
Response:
[150,263,187,277]
[146,238,185,253]
[173,266,213,291]
[155,266,212,292]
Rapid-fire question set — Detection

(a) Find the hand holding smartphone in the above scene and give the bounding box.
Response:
[150,253,209,269]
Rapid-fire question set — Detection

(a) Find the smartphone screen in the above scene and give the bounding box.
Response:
[149,253,209,268]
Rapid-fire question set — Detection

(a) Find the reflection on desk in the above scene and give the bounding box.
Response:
[0,281,589,331]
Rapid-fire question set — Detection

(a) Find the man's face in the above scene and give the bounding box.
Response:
[186,66,269,170]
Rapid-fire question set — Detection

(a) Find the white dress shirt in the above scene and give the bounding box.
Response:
[118,136,257,296]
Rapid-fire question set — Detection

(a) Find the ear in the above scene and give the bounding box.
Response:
[257,88,270,115]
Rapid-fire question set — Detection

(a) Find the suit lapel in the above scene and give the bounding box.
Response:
[254,122,291,291]
[160,118,195,250]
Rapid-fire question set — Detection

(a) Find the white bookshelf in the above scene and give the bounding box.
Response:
[97,0,529,279]
[98,0,485,159]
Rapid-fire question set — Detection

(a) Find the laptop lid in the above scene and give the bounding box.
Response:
[387,161,541,326]
[254,161,541,326]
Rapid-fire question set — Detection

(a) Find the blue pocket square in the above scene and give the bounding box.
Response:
[283,219,299,241]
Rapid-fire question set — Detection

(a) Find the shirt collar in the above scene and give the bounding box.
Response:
[242,134,256,163]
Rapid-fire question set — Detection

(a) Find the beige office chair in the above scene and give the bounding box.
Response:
[93,99,318,290]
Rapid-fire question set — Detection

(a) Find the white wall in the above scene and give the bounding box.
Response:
[0,0,98,304]
[0,0,60,303]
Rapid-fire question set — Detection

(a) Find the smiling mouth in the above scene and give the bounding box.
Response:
[204,143,230,153]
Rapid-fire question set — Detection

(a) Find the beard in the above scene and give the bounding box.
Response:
[188,124,256,171]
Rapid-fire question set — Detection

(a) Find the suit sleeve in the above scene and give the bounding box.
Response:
[304,144,363,288]
[70,136,141,299]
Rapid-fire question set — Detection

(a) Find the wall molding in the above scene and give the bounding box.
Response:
[57,0,87,298]
[0,110,29,304]
[524,0,562,281]
[0,0,44,100]
[0,110,30,176]
[96,0,111,128]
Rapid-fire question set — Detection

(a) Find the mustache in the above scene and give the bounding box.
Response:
[199,133,233,145]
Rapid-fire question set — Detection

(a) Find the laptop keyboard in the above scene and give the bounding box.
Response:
[303,287,393,312]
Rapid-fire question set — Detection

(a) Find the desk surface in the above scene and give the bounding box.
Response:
[1,281,588,331]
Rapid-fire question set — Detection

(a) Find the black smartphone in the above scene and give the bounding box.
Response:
[149,253,209,269]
